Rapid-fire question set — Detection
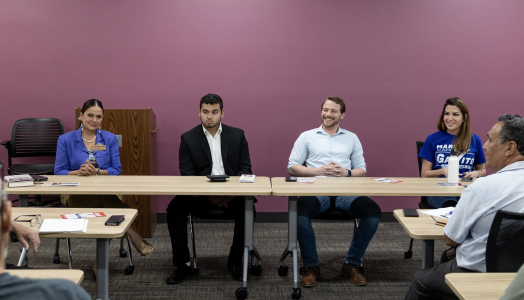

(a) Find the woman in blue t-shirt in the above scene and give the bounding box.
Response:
[419,97,486,208]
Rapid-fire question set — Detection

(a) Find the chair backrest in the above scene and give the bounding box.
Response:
[415,141,431,208]
[486,210,524,272]
[416,141,424,177]
[9,118,64,158]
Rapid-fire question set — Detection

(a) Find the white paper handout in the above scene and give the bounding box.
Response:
[42,182,80,187]
[297,178,317,183]
[38,219,88,233]
[420,207,455,219]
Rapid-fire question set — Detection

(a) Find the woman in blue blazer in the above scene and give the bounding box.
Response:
[54,99,154,266]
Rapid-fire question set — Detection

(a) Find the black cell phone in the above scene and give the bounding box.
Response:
[105,215,125,226]
[206,175,229,182]
[461,177,473,182]
[285,176,297,182]
[30,175,48,182]
[403,209,419,217]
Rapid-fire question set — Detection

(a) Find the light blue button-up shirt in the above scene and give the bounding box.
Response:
[445,161,524,272]
[287,125,366,174]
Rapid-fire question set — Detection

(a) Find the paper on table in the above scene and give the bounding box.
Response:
[61,212,106,219]
[42,183,80,187]
[38,219,88,233]
[297,178,317,183]
[372,178,403,184]
[239,174,256,183]
[421,207,455,219]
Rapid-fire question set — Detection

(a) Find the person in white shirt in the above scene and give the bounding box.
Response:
[405,114,524,300]
[287,97,381,288]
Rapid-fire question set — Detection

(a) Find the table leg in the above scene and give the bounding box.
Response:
[96,238,110,300]
[422,240,434,269]
[19,195,29,207]
[243,196,255,288]
[288,196,298,289]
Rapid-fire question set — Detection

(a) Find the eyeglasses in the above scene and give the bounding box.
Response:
[14,214,41,227]
[431,216,447,226]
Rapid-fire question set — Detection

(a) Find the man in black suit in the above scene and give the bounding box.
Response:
[166,93,254,284]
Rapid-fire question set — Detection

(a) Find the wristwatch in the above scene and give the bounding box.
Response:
[347,169,352,177]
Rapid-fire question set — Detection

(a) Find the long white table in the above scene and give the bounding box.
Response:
[6,175,272,300]
[271,177,468,299]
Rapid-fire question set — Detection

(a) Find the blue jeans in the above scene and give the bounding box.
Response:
[427,196,458,209]
[297,196,381,267]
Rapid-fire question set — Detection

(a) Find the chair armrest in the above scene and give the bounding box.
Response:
[1,140,11,147]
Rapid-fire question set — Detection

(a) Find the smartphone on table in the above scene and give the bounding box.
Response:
[105,215,125,226]
[403,209,419,217]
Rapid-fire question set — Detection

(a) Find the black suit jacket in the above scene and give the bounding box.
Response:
[179,124,252,176]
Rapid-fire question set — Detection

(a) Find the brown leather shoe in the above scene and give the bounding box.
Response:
[341,264,367,286]
[302,267,320,288]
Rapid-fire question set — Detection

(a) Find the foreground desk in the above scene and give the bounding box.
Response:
[7,269,85,284]
[271,177,468,299]
[6,176,272,300]
[445,273,515,300]
[11,207,137,300]
[393,209,445,269]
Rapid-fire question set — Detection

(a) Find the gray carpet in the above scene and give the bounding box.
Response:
[7,221,448,299]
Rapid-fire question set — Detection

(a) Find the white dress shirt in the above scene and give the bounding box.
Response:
[203,124,225,175]
[444,161,524,272]
[287,125,366,174]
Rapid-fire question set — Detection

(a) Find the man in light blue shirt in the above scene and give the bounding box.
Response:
[405,114,524,300]
[287,97,381,288]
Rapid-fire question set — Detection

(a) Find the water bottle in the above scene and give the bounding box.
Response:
[447,148,459,183]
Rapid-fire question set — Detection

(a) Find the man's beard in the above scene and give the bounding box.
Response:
[323,118,340,128]
[202,120,220,129]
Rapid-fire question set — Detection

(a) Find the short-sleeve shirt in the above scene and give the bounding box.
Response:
[287,125,366,174]
[444,161,524,272]
[418,131,486,176]
[0,273,91,300]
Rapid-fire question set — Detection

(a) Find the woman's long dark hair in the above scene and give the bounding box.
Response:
[81,99,104,114]
[437,97,471,155]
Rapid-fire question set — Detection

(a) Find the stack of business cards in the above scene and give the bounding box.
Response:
[239,174,256,183]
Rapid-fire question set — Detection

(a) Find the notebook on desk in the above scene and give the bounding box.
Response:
[38,219,88,233]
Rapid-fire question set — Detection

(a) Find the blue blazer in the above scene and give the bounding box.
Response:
[54,127,122,175]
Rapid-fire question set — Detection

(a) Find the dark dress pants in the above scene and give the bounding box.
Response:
[405,258,478,300]
[166,195,254,267]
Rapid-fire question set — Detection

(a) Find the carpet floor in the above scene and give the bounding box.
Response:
[7,221,448,299]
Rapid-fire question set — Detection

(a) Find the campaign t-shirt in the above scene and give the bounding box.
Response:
[419,131,486,176]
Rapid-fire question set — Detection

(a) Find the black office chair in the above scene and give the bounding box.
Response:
[1,118,64,206]
[404,141,433,259]
[188,207,262,277]
[486,210,524,272]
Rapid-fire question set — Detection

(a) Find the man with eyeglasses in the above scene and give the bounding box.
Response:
[0,162,91,299]
[405,114,524,299]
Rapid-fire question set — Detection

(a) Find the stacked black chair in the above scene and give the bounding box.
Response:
[404,141,434,259]
[1,118,63,206]
[486,210,524,272]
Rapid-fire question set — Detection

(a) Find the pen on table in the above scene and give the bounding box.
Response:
[441,211,453,218]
